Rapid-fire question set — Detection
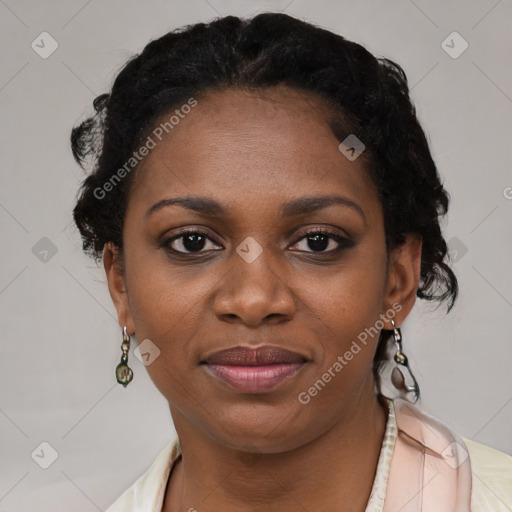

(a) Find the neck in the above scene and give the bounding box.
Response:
[164,389,388,512]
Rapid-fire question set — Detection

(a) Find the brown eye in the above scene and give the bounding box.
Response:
[290,230,355,253]
[163,230,222,254]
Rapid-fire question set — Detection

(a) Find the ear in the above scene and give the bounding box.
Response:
[103,242,135,334]
[383,234,422,326]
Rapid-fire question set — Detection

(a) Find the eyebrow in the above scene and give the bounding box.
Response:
[281,195,366,223]
[145,194,366,223]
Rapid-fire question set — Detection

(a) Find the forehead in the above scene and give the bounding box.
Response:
[128,86,380,222]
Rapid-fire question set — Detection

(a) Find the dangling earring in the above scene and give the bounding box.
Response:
[116,326,133,387]
[389,319,419,403]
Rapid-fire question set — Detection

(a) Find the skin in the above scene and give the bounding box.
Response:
[104,86,422,512]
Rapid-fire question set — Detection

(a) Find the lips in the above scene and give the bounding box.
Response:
[204,345,306,365]
[202,345,308,393]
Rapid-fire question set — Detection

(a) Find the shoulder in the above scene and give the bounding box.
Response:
[463,437,512,511]
[105,438,180,512]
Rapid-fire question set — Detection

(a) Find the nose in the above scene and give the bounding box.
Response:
[212,244,296,327]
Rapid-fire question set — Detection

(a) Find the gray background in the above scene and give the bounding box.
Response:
[1,0,511,510]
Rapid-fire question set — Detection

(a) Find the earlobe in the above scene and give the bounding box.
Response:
[103,243,135,333]
[384,234,422,325]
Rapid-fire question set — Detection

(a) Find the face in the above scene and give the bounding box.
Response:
[105,86,421,453]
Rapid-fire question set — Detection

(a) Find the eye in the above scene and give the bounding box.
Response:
[161,227,354,256]
[162,229,222,254]
[290,229,354,253]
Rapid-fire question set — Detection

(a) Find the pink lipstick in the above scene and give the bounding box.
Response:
[202,345,307,393]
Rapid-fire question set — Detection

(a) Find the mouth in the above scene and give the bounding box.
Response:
[201,345,308,393]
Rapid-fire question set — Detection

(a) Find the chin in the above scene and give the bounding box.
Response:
[204,402,321,454]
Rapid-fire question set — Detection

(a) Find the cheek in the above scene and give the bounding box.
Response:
[300,247,387,330]
[294,276,386,414]
[297,248,387,378]
[123,231,207,334]
[122,249,217,393]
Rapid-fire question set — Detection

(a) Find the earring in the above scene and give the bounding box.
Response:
[115,326,133,387]
[389,319,419,403]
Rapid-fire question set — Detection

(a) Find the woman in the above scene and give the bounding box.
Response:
[71,13,511,512]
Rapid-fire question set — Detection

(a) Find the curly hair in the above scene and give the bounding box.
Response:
[71,13,458,393]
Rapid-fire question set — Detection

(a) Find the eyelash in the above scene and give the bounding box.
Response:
[161,228,354,256]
